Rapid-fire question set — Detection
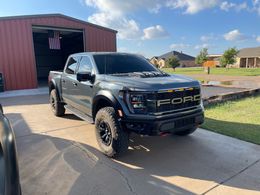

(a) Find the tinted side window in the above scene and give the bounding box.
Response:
[78,56,93,73]
[65,57,78,74]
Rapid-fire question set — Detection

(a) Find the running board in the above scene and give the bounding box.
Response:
[65,105,94,124]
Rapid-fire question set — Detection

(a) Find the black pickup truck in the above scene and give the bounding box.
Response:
[49,52,204,157]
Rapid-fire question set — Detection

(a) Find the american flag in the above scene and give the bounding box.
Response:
[48,30,61,50]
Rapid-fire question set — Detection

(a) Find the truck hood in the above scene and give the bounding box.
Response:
[105,74,200,91]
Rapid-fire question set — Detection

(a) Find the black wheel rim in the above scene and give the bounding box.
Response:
[51,96,56,111]
[98,121,112,146]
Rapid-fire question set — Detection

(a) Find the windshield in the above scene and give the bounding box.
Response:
[93,54,159,74]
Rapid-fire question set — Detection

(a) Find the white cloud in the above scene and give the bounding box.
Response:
[86,0,145,39]
[200,34,215,42]
[85,0,162,15]
[220,1,247,12]
[194,43,210,49]
[257,36,260,42]
[224,29,246,41]
[85,0,168,40]
[166,0,218,14]
[84,0,255,41]
[253,0,260,15]
[236,2,248,11]
[88,12,141,39]
[170,43,190,50]
[220,1,235,11]
[142,25,169,40]
[148,4,162,13]
[86,0,222,15]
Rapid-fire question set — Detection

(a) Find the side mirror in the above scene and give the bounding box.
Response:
[76,72,94,82]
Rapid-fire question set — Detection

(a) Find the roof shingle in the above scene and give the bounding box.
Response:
[158,51,195,61]
[237,47,260,58]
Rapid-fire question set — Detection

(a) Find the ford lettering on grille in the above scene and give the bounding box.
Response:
[154,87,201,113]
[157,94,201,107]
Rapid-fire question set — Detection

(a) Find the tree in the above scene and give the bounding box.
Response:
[166,56,180,71]
[220,47,239,68]
[195,48,208,65]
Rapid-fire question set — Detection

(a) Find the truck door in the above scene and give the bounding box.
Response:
[61,56,80,108]
[73,56,95,116]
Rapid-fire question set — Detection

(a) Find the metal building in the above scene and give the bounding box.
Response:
[0,14,117,90]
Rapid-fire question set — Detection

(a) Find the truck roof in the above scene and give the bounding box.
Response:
[71,52,140,57]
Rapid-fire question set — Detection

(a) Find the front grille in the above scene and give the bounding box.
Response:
[154,87,201,113]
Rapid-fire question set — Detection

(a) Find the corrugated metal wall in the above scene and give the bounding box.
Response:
[0,15,117,90]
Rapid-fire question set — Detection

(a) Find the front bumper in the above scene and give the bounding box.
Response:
[120,107,204,135]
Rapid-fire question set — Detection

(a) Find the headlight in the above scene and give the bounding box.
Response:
[126,93,147,114]
[130,94,146,109]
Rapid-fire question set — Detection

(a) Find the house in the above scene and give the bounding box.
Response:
[150,51,197,68]
[235,47,260,68]
[150,56,159,67]
[158,58,166,67]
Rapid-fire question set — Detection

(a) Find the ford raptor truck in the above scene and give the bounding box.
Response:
[48,52,204,157]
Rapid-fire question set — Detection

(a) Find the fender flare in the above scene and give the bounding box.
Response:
[49,79,62,102]
[92,90,122,118]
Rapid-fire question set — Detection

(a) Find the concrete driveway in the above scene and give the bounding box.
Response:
[1,94,260,195]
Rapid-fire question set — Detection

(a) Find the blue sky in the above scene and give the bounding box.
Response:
[1,0,260,58]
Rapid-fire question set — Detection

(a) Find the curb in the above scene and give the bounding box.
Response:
[203,88,260,106]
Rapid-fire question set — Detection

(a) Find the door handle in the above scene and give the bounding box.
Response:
[62,79,65,83]
[73,82,78,86]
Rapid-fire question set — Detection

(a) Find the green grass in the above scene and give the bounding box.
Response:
[163,67,260,76]
[201,96,260,144]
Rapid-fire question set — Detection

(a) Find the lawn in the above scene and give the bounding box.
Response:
[201,95,260,145]
[163,67,260,76]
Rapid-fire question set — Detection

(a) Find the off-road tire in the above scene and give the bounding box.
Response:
[174,127,197,136]
[50,89,65,117]
[95,107,129,157]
